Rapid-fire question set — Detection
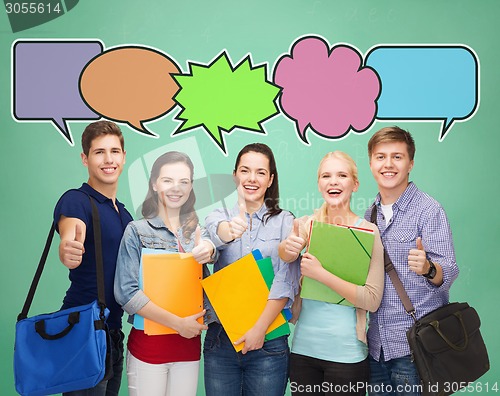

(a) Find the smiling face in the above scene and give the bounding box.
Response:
[153,162,193,211]
[370,141,414,203]
[234,151,274,208]
[318,156,359,208]
[82,134,126,190]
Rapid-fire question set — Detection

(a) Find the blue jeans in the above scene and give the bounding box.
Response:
[204,323,289,396]
[63,329,125,396]
[368,351,421,396]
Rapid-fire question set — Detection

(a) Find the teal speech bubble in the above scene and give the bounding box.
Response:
[172,52,281,154]
[365,45,479,140]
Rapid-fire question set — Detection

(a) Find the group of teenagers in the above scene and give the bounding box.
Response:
[54,120,458,396]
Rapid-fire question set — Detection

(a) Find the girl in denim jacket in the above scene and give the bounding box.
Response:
[115,151,215,396]
[203,143,300,396]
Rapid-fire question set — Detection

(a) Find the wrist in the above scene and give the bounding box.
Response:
[252,322,267,335]
[422,260,437,279]
[217,221,233,243]
[310,267,326,282]
[287,251,300,261]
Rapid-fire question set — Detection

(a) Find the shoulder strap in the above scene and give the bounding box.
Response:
[17,193,105,321]
[370,205,416,321]
[17,224,56,321]
[89,196,106,317]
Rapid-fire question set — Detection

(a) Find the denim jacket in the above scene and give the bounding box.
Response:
[114,216,213,324]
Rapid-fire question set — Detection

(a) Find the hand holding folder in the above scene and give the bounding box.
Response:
[300,221,374,305]
[134,249,203,335]
[201,251,289,352]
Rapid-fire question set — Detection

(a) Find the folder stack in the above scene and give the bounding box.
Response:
[201,250,290,352]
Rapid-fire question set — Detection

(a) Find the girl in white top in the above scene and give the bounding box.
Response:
[279,151,384,396]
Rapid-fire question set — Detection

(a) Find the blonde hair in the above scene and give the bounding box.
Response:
[314,151,359,224]
[317,151,359,184]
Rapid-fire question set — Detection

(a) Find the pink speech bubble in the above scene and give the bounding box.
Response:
[274,36,380,142]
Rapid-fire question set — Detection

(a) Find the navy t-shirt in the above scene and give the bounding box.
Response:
[53,183,133,329]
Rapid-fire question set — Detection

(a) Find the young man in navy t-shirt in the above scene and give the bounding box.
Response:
[54,121,133,396]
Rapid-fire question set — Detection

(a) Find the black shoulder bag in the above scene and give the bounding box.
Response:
[370,206,489,396]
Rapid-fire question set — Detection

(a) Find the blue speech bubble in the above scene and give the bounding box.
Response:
[12,40,103,146]
[365,45,479,140]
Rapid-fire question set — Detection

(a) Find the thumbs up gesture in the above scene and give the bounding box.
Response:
[59,222,85,269]
[408,237,429,275]
[227,204,248,241]
[283,219,306,261]
[191,225,214,264]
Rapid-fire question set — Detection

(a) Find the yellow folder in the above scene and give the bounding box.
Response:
[142,250,203,335]
[201,252,286,352]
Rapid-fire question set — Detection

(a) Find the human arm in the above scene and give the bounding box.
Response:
[57,216,86,269]
[215,183,250,243]
[408,237,443,286]
[278,217,308,263]
[215,206,248,244]
[408,205,458,289]
[114,223,207,338]
[191,225,216,264]
[137,303,207,339]
[237,250,297,352]
[300,252,360,304]
[54,190,91,269]
[205,206,248,249]
[233,298,287,354]
[355,224,384,311]
[300,221,384,311]
[234,211,298,353]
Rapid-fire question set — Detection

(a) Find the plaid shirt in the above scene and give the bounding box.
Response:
[364,182,459,361]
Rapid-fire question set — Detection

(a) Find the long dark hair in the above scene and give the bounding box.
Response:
[141,151,198,239]
[234,143,282,223]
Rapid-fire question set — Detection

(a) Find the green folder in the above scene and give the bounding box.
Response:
[300,221,374,305]
[256,257,290,340]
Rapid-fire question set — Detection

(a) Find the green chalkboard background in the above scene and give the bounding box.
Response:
[1,1,498,394]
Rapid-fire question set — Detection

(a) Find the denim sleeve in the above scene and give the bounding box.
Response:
[200,225,219,263]
[205,207,231,249]
[114,223,150,315]
[268,211,300,308]
[269,268,296,308]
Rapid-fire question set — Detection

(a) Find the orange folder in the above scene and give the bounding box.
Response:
[201,252,285,352]
[142,250,203,335]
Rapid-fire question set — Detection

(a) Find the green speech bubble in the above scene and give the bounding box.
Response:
[173,52,280,154]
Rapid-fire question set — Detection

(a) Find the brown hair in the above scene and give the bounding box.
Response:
[81,121,124,156]
[368,126,416,160]
[141,151,198,239]
[234,143,282,223]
